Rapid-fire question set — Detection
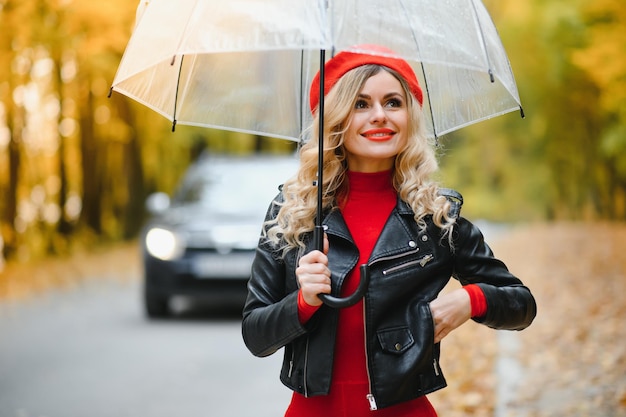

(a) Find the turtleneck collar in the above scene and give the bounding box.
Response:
[346,169,394,194]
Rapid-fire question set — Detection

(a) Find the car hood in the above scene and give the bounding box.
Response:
[147,203,267,252]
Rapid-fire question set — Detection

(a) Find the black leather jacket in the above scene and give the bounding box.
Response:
[242,194,536,410]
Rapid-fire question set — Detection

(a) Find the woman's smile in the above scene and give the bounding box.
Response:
[361,128,396,142]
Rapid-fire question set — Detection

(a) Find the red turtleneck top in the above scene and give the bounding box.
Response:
[286,170,485,417]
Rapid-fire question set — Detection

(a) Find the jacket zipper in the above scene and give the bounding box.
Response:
[370,246,420,267]
[363,296,378,410]
[362,245,430,410]
[382,253,434,275]
[362,250,418,411]
[303,337,310,397]
[433,358,440,376]
[420,253,434,267]
[288,351,294,378]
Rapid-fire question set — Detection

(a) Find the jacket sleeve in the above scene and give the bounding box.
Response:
[451,217,537,330]
[241,199,309,357]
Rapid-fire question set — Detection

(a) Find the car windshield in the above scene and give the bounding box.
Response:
[172,159,296,214]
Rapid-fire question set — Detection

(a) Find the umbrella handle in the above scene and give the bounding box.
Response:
[318,264,370,308]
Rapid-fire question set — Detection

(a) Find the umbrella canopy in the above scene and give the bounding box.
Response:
[110,0,523,141]
[111,0,523,308]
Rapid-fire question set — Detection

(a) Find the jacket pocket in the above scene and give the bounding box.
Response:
[422,301,436,344]
[377,327,415,355]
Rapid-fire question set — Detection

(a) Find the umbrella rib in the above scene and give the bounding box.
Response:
[397,0,438,142]
[171,54,185,132]
[470,0,525,119]
[469,0,495,83]
[299,50,305,146]
[419,62,438,145]
[469,0,526,119]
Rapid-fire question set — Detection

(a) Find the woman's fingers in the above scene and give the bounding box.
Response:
[297,248,331,306]
[429,289,471,343]
[298,273,331,306]
[323,232,329,254]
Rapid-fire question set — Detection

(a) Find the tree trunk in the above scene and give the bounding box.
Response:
[3,108,21,260]
[78,75,103,235]
[52,48,73,240]
[114,95,146,239]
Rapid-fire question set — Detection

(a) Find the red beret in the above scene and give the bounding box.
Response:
[309,44,423,114]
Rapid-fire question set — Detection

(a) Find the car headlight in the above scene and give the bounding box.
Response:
[145,227,185,260]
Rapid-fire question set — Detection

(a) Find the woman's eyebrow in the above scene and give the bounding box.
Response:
[357,92,404,100]
[384,92,404,99]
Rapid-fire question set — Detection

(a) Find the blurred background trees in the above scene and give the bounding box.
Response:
[0,0,624,264]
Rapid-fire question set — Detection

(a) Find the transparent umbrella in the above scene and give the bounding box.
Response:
[110,0,524,307]
[111,0,523,140]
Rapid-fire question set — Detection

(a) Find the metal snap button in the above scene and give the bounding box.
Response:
[395,343,402,351]
[408,240,417,248]
[421,235,428,242]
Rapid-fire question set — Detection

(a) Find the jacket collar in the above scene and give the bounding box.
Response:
[323,195,414,230]
[322,196,427,259]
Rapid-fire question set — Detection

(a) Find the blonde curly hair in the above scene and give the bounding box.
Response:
[265,65,455,255]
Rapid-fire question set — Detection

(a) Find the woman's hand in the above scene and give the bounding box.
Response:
[429,288,472,343]
[296,234,331,307]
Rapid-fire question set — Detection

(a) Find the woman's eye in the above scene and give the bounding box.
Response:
[386,98,403,108]
[354,99,368,109]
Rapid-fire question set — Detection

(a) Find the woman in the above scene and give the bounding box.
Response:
[242,45,536,416]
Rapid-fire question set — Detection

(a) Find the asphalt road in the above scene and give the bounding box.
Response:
[0,278,291,417]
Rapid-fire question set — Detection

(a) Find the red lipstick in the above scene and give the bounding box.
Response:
[361,128,395,142]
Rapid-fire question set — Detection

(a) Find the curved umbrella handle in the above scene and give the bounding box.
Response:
[318,264,369,308]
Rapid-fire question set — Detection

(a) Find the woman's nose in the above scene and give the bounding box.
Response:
[370,103,387,123]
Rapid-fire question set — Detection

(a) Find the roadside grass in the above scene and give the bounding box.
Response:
[430,221,626,417]
[0,241,140,301]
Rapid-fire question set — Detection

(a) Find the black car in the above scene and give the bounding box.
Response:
[141,153,299,317]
